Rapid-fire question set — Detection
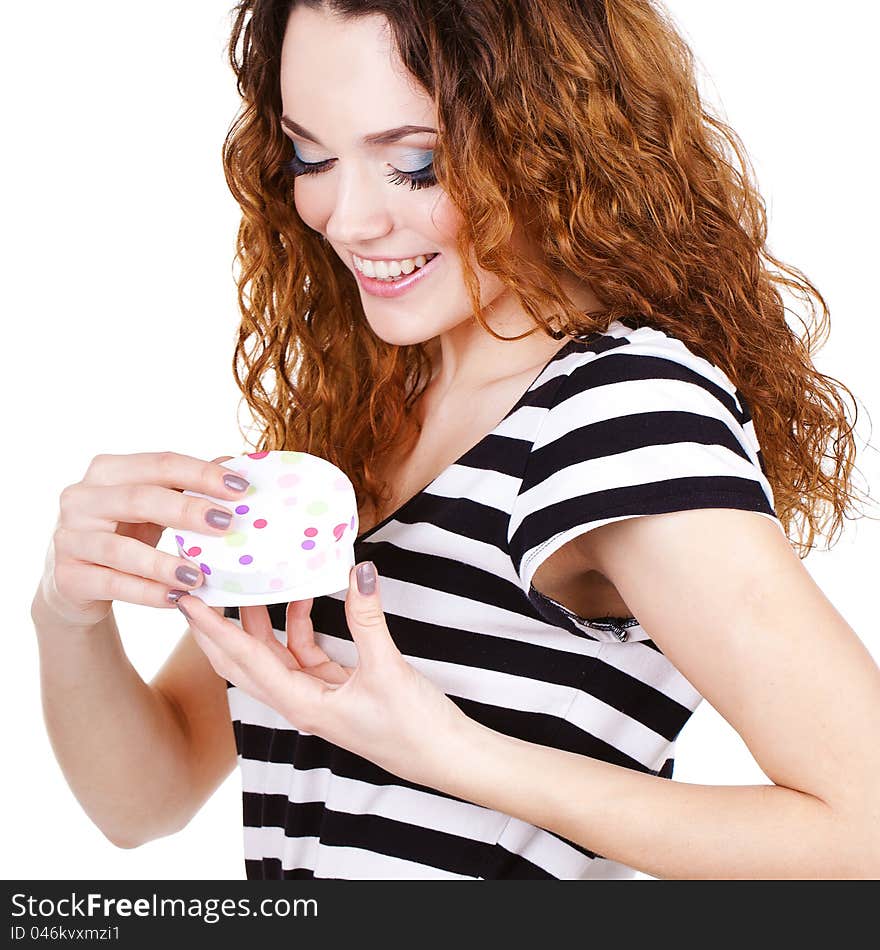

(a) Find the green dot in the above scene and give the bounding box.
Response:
[306,500,328,515]
[246,485,257,496]
[280,451,304,465]
[224,531,248,547]
[222,580,243,592]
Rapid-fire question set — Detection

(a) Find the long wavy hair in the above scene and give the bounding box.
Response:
[221,0,875,557]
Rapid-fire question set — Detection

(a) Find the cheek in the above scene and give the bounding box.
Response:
[293,182,325,232]
[428,192,462,245]
[428,195,505,300]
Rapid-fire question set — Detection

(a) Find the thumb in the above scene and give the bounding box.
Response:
[345,561,398,669]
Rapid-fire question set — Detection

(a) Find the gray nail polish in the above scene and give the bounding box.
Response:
[167,589,187,604]
[176,565,201,585]
[223,473,250,492]
[205,508,232,529]
[356,561,377,595]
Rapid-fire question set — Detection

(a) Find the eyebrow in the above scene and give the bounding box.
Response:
[280,115,437,147]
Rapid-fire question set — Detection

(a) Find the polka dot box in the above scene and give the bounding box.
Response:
[172,450,359,607]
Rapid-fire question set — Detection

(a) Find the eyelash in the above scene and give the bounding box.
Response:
[283,152,437,191]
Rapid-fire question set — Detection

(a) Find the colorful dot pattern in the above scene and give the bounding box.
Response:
[175,450,358,599]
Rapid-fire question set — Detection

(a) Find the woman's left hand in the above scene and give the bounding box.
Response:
[176,561,470,789]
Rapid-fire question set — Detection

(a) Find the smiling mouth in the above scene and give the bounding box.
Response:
[353,252,440,281]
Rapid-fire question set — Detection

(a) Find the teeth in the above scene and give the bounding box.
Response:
[354,253,437,280]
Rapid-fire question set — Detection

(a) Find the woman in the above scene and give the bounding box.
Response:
[32,0,880,880]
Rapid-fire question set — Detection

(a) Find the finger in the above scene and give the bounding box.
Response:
[241,604,302,672]
[282,602,352,683]
[190,627,242,683]
[344,562,400,673]
[240,604,276,645]
[59,482,239,545]
[55,527,206,595]
[82,451,250,499]
[177,594,325,713]
[285,598,333,667]
[53,559,189,610]
[303,659,352,686]
[190,627,280,710]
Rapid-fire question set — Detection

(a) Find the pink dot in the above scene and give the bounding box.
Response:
[247,452,269,459]
[301,540,315,551]
[186,546,202,557]
[235,504,250,514]
[239,554,253,565]
[304,527,318,537]
[199,563,212,575]
[269,578,283,590]
[333,523,347,541]
[253,518,267,529]
[278,473,300,488]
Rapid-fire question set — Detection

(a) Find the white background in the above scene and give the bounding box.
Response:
[3,1,878,880]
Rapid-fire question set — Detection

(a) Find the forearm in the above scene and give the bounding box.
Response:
[436,719,875,879]
[31,593,193,849]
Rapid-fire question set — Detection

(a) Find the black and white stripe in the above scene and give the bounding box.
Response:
[224,317,781,879]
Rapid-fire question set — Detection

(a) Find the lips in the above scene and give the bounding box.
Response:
[352,251,443,298]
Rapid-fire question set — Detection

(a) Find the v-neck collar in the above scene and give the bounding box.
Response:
[355,335,586,543]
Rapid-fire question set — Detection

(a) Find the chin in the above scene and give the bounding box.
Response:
[360,311,439,349]
[367,327,435,349]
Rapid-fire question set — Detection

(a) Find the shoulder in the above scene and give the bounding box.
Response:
[509,316,779,592]
[555,318,752,428]
[533,318,763,472]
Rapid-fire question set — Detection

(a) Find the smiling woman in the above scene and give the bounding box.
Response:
[28,0,880,884]
[187,0,880,881]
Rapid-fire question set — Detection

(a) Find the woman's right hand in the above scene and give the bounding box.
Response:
[34,451,250,629]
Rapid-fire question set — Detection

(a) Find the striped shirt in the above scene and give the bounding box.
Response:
[223,316,782,879]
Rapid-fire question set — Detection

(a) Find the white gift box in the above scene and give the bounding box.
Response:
[169,450,359,607]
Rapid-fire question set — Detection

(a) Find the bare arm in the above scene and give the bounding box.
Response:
[31,450,246,848]
[32,590,236,849]
[432,509,880,878]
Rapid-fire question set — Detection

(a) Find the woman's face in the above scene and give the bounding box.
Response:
[279,5,525,348]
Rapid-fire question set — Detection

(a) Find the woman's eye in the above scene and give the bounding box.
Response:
[385,160,437,191]
[284,145,333,177]
[283,147,437,191]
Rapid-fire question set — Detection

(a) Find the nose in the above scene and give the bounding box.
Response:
[323,163,395,248]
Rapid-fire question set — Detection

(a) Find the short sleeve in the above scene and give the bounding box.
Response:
[508,340,784,596]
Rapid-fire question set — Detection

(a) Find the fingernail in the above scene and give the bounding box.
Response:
[205,508,232,529]
[176,597,192,619]
[175,565,201,585]
[356,561,376,595]
[167,589,187,604]
[223,473,250,492]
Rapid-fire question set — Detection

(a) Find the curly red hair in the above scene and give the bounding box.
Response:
[221,0,875,557]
